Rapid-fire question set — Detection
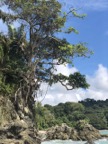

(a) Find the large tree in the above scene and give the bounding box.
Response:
[0,0,92,120]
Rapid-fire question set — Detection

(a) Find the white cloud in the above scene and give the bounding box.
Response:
[41,64,108,105]
[88,64,108,91]
[54,64,78,76]
[85,64,108,100]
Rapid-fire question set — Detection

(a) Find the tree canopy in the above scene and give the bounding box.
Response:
[35,99,108,130]
[0,0,92,119]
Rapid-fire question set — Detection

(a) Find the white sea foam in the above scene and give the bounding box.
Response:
[42,139,108,144]
[42,130,108,144]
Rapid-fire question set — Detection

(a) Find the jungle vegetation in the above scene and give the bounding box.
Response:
[35,99,108,130]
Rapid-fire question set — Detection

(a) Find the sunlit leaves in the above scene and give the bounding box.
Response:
[72,10,86,19]
[65,27,79,34]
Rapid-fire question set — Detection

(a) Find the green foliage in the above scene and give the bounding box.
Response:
[72,11,86,18]
[0,0,93,126]
[44,102,86,128]
[0,45,4,61]
[65,27,79,34]
[0,77,14,95]
[75,120,89,130]
[38,99,108,130]
[0,0,92,102]
[80,99,108,129]
[0,25,27,96]
[35,102,56,130]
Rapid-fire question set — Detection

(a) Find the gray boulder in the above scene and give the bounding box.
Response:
[46,121,101,141]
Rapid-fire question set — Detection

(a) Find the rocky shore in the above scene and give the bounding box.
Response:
[0,118,41,144]
[0,96,41,144]
[0,96,102,144]
[39,121,101,142]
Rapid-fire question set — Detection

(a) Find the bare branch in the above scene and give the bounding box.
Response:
[59,80,74,90]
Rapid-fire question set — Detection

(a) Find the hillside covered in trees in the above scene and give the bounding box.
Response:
[35,98,108,130]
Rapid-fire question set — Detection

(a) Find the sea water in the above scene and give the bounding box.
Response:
[42,139,108,144]
[41,130,108,144]
[99,130,108,135]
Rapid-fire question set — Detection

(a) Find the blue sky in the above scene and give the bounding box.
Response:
[42,0,108,105]
[57,0,108,75]
[0,0,108,105]
[72,10,108,75]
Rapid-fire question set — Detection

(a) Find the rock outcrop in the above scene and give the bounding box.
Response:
[46,121,101,141]
[76,120,101,141]
[0,96,41,144]
[46,124,79,140]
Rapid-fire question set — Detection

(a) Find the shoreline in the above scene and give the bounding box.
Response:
[38,129,108,142]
